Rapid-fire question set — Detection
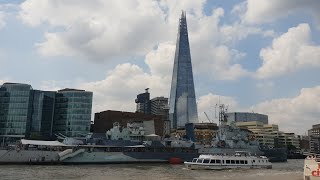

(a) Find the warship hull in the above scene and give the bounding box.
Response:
[0,149,198,165]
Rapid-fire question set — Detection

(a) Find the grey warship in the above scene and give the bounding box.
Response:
[197,104,287,162]
[0,122,199,164]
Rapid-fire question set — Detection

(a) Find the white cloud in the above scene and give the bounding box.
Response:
[145,42,175,77]
[0,11,5,29]
[0,3,21,29]
[19,0,267,80]
[194,45,250,80]
[0,79,6,85]
[0,77,11,85]
[19,0,169,60]
[242,0,320,29]
[79,63,171,114]
[257,23,320,78]
[36,33,76,57]
[39,80,72,91]
[251,86,320,134]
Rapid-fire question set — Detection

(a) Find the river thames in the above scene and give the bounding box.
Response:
[0,159,304,180]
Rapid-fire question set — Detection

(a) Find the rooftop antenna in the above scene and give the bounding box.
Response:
[214,104,218,119]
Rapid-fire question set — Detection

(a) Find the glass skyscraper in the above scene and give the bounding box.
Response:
[30,90,56,138]
[169,11,198,129]
[0,83,33,144]
[54,89,93,137]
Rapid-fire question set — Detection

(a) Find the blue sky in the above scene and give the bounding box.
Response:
[0,0,319,134]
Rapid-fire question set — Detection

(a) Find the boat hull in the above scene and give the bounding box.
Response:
[184,162,272,170]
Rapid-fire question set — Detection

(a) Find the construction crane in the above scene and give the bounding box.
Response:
[203,112,212,123]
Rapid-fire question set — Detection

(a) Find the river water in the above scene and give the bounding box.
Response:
[0,159,304,180]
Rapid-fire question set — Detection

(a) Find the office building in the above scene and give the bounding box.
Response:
[0,83,33,144]
[0,82,93,145]
[174,123,218,145]
[308,124,320,154]
[169,11,198,129]
[150,97,170,135]
[135,88,151,114]
[226,112,268,124]
[150,97,168,116]
[236,121,277,147]
[53,88,93,137]
[30,90,56,139]
[236,121,300,149]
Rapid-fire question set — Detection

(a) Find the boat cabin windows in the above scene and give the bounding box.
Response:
[216,160,221,163]
[237,160,248,164]
[192,158,197,163]
[203,159,210,163]
[209,159,215,164]
[196,159,204,163]
[222,159,249,165]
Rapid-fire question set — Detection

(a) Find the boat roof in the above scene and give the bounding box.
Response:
[21,139,67,146]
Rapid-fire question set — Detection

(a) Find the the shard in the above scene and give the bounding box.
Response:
[169,11,198,129]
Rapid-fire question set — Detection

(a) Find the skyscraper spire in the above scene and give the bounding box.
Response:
[169,11,198,129]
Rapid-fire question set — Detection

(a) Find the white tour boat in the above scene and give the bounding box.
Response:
[184,151,272,170]
[304,154,320,180]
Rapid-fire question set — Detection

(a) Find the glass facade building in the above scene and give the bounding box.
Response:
[0,83,93,145]
[0,83,33,144]
[54,89,93,137]
[169,11,198,129]
[30,90,56,139]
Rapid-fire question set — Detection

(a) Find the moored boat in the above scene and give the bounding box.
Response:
[184,151,272,170]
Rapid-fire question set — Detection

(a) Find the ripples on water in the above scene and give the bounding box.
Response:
[0,159,304,180]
